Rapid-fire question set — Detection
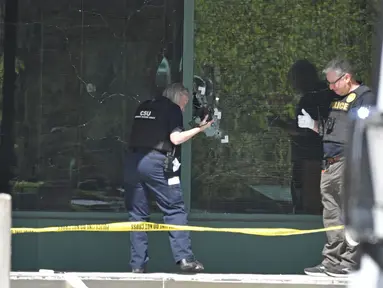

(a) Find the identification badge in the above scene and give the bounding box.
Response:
[172,158,181,172]
[168,176,180,186]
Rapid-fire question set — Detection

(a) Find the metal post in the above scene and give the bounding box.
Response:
[0,194,12,288]
[181,0,195,212]
[0,0,18,194]
[377,25,383,113]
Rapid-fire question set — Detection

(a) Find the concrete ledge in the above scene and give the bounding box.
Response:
[10,272,348,288]
[12,211,322,223]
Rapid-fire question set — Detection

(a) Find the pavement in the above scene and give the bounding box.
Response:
[10,271,349,288]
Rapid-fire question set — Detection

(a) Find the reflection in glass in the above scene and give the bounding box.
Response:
[284,60,332,215]
[3,0,184,212]
[191,0,378,214]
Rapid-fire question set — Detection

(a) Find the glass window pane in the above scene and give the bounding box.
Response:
[191,0,379,214]
[1,0,184,212]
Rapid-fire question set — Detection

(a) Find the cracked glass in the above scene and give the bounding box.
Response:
[1,0,184,212]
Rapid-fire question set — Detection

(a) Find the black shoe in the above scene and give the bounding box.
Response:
[132,268,145,273]
[325,265,353,278]
[304,264,329,276]
[178,259,204,273]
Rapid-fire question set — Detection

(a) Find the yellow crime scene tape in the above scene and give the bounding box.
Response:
[11,222,344,236]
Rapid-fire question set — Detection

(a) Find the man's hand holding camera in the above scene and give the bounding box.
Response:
[198,114,214,131]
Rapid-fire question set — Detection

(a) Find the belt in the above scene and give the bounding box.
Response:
[325,155,342,166]
[129,147,167,155]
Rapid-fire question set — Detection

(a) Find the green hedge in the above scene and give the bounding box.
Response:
[191,0,378,211]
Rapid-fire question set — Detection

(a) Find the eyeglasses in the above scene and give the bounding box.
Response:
[327,74,345,85]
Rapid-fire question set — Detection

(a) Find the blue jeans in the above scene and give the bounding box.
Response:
[124,149,194,269]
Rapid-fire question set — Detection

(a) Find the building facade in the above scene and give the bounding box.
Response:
[1,0,380,274]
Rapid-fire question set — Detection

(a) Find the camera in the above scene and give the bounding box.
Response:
[192,75,215,123]
[190,74,228,143]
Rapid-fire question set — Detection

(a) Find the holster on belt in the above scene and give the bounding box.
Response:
[164,147,176,173]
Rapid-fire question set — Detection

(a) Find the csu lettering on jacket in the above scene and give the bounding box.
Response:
[129,97,183,155]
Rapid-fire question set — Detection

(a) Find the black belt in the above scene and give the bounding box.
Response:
[129,147,168,155]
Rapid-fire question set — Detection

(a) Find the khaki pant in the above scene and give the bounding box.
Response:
[321,159,359,269]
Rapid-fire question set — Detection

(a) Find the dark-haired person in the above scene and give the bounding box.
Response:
[287,59,333,215]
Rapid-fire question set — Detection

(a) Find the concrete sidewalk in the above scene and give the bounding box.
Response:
[10,271,349,288]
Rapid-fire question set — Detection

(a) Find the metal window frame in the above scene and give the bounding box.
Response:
[181,0,194,212]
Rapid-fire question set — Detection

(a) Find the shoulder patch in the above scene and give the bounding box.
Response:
[346,93,356,103]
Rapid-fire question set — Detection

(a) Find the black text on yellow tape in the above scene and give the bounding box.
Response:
[11,222,344,237]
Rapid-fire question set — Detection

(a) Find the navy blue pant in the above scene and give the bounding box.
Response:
[124,149,194,269]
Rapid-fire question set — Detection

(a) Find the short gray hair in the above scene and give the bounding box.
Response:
[162,83,189,105]
[323,58,354,77]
